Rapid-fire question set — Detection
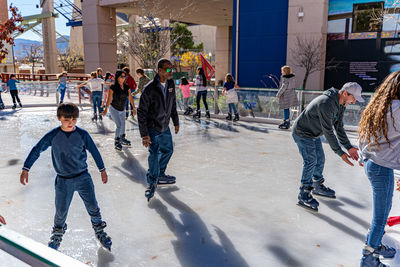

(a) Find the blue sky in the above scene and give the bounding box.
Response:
[10,0,70,41]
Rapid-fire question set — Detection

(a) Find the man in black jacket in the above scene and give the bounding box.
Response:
[138,58,180,201]
[292,83,364,211]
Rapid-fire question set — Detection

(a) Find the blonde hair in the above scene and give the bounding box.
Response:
[281,66,291,75]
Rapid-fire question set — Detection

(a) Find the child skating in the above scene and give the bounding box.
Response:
[7,74,21,109]
[179,77,194,115]
[222,74,239,121]
[20,103,112,251]
[57,71,68,104]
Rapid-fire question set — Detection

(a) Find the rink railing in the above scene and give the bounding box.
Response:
[0,81,373,126]
[0,223,87,266]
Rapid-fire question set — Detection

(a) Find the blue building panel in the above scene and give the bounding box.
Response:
[233,0,289,88]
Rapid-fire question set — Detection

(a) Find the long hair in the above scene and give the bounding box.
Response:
[358,71,400,150]
[225,73,235,83]
[197,67,207,87]
[113,70,125,89]
[105,72,112,81]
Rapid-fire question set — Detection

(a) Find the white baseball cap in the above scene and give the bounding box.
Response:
[342,82,364,103]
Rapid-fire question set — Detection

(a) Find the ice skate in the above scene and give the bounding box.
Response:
[12,104,16,110]
[0,103,4,110]
[114,137,122,151]
[205,110,211,119]
[18,102,22,108]
[157,175,176,186]
[278,120,290,129]
[93,221,112,251]
[226,113,232,121]
[145,183,157,202]
[48,224,67,250]
[233,113,240,122]
[120,134,131,147]
[92,114,98,121]
[99,114,103,121]
[312,179,336,198]
[361,246,388,267]
[193,110,200,119]
[297,185,319,212]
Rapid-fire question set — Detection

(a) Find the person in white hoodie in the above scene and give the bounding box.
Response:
[358,71,400,267]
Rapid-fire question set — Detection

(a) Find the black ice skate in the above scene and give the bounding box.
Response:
[157,175,176,186]
[145,183,157,202]
[48,224,67,250]
[114,137,122,151]
[93,221,112,251]
[233,113,240,122]
[193,110,201,119]
[120,134,131,147]
[92,114,98,121]
[226,113,232,120]
[297,186,319,212]
[205,110,211,119]
[278,120,290,129]
[312,179,336,199]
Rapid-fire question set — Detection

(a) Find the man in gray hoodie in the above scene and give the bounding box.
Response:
[292,82,364,211]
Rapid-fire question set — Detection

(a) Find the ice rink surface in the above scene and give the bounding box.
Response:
[1,106,400,267]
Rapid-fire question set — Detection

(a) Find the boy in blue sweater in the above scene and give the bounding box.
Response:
[20,103,112,251]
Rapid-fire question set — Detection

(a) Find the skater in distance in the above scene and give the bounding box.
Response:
[292,82,364,212]
[276,65,299,129]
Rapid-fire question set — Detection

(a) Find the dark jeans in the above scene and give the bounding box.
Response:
[147,127,174,184]
[0,92,3,105]
[283,108,290,120]
[196,91,209,111]
[292,132,325,186]
[10,90,21,105]
[54,171,102,228]
[92,91,103,115]
[364,159,394,249]
[228,103,237,114]
[58,82,67,103]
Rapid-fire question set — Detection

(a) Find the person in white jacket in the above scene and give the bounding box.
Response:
[358,71,400,266]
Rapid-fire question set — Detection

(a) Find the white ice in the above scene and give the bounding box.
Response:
[1,106,400,267]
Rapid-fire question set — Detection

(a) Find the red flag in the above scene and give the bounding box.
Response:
[200,53,215,80]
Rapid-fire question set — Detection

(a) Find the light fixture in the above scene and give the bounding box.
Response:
[298,7,304,22]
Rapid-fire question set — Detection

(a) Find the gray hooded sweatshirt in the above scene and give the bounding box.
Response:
[359,100,400,170]
[292,88,353,156]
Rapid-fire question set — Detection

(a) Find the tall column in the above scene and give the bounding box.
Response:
[0,0,8,22]
[69,0,84,56]
[215,26,230,85]
[82,0,117,73]
[128,14,139,72]
[287,0,329,90]
[42,0,58,74]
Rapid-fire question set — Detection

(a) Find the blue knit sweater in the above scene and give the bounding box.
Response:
[23,126,105,177]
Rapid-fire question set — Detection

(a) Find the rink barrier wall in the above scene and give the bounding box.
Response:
[0,224,87,267]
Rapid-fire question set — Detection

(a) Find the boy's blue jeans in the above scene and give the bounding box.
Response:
[292,133,325,186]
[228,103,237,114]
[54,171,102,228]
[147,127,174,184]
[364,159,394,250]
[92,91,103,115]
[58,82,67,103]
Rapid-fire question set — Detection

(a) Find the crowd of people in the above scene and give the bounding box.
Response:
[2,60,400,266]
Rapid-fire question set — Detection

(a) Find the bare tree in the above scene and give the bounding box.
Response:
[290,36,337,90]
[118,0,194,69]
[24,44,43,74]
[370,1,399,27]
[58,47,83,72]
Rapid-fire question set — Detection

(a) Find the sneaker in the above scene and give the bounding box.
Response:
[312,179,336,198]
[298,185,319,211]
[158,175,176,185]
[361,246,389,267]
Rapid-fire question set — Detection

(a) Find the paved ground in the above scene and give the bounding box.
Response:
[1,106,400,267]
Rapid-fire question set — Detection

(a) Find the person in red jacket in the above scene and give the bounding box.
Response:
[123,67,137,119]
